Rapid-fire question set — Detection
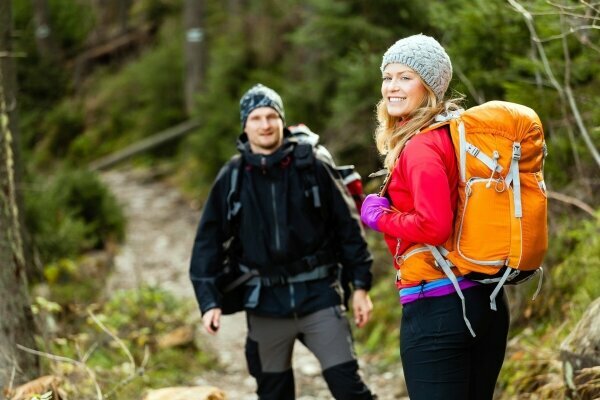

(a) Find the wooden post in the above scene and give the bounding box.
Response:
[31,0,61,60]
[183,0,206,115]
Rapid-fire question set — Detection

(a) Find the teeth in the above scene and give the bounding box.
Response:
[389,97,405,102]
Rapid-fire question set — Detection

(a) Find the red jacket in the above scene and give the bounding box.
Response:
[377,126,459,260]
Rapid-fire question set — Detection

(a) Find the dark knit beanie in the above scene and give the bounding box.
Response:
[239,84,285,129]
[381,34,452,101]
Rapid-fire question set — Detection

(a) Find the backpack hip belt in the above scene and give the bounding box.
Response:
[240,250,338,286]
[238,262,338,310]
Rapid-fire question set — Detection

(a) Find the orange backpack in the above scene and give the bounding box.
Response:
[382,101,548,336]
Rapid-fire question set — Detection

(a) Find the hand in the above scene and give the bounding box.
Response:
[352,289,373,328]
[202,308,222,335]
[360,194,390,232]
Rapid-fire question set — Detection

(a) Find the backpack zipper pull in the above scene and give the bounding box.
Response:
[486,150,500,188]
[394,238,403,266]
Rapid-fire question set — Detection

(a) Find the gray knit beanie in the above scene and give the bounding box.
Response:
[380,34,452,101]
[239,83,285,129]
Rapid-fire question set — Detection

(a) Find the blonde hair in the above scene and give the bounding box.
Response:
[374,81,463,171]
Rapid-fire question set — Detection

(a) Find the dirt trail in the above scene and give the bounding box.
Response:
[101,167,407,400]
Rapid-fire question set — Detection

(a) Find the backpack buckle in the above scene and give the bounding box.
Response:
[512,143,522,160]
[262,275,287,286]
[304,254,319,269]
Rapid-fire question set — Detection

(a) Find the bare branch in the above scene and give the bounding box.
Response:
[87,309,136,373]
[545,0,578,10]
[81,341,99,363]
[104,346,149,399]
[16,344,103,400]
[528,10,600,21]
[8,364,16,395]
[577,1,600,14]
[575,34,600,55]
[547,190,598,218]
[507,0,600,170]
[454,65,486,105]
[0,51,26,58]
[87,309,147,398]
[17,344,83,365]
[557,13,587,185]
[536,25,600,43]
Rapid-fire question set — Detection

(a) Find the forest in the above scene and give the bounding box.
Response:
[0,0,599,399]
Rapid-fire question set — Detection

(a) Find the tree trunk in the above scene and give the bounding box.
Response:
[31,0,61,60]
[117,0,133,35]
[0,0,39,391]
[6,0,39,281]
[183,0,206,115]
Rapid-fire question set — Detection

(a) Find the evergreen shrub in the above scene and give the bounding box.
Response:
[25,169,125,264]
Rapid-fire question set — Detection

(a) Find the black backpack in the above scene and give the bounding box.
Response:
[216,125,363,314]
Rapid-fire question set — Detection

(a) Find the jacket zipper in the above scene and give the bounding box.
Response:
[289,283,296,309]
[271,183,281,251]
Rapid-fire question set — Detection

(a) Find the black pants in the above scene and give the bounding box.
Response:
[245,306,374,400]
[400,284,510,400]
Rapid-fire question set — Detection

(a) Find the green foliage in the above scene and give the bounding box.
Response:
[25,169,125,264]
[430,0,530,103]
[499,213,600,398]
[499,329,565,399]
[33,98,86,167]
[98,286,189,340]
[69,19,185,164]
[12,0,94,52]
[47,0,95,50]
[12,0,90,153]
[547,214,600,315]
[44,259,102,305]
[354,275,402,366]
[353,233,402,365]
[37,287,217,399]
[131,0,182,24]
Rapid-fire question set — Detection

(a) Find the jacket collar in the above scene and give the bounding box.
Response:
[237,128,295,168]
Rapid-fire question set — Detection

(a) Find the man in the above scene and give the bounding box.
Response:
[190,83,376,399]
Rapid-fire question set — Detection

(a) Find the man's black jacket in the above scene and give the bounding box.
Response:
[189,131,373,317]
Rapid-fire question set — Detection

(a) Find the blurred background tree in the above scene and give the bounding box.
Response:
[12,0,600,198]
[0,0,39,386]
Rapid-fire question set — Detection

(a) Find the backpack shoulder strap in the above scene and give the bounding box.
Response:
[293,141,314,169]
[378,112,461,197]
[293,142,322,208]
[226,155,244,223]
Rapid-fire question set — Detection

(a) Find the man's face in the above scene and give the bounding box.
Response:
[244,107,284,155]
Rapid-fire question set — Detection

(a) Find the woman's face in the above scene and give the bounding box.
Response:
[381,63,428,119]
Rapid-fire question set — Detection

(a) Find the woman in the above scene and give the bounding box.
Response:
[360,34,510,400]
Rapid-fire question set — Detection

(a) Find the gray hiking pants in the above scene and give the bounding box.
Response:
[245,306,374,400]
